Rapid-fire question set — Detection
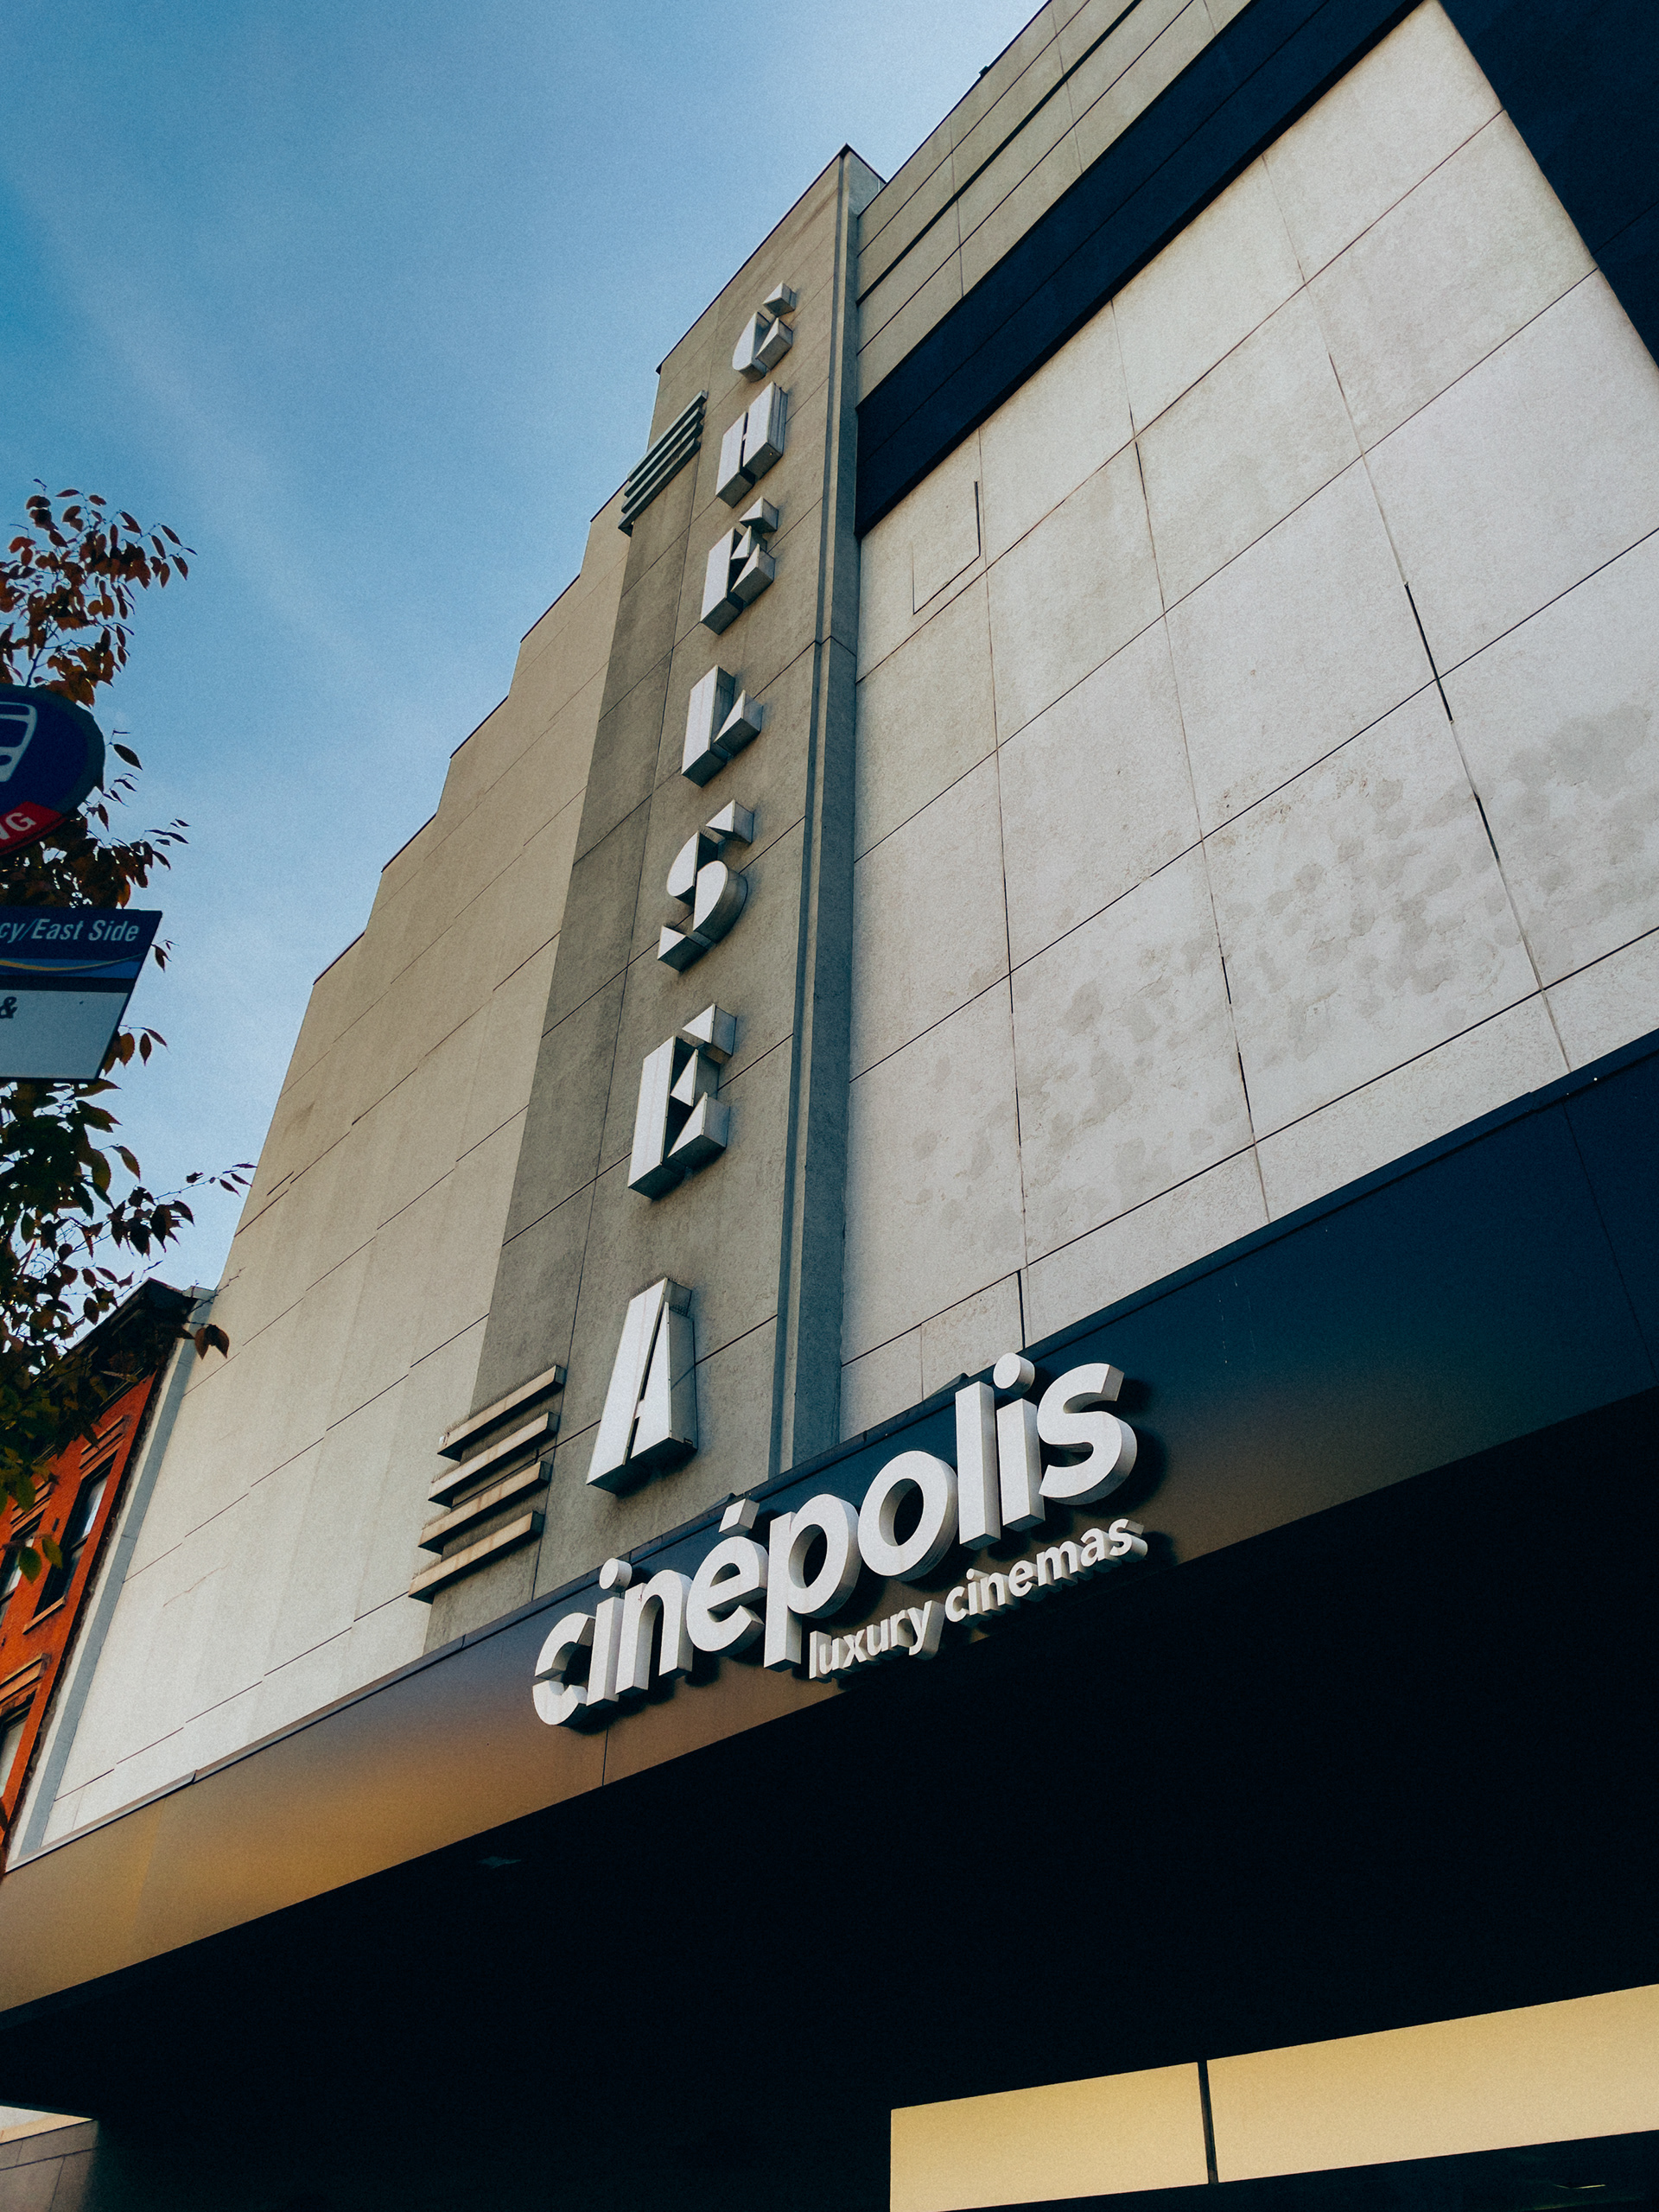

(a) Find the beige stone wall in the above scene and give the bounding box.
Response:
[842,1,1659,1429]
[27,497,628,1843]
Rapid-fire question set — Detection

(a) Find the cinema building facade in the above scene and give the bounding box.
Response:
[2,0,1657,2203]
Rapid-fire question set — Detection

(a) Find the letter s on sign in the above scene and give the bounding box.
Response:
[1036,1363,1136,1505]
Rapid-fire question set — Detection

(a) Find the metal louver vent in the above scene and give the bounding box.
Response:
[620,391,708,534]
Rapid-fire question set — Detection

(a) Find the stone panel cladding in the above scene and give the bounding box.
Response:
[841,1,1659,1428]
[22,498,629,1845]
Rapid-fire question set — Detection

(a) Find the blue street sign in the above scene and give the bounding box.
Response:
[0,910,163,1080]
[0,687,107,856]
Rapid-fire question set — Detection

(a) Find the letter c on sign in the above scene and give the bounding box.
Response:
[532,1611,595,1727]
[858,1451,958,1580]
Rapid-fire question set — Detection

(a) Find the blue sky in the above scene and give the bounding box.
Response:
[0,0,1033,1290]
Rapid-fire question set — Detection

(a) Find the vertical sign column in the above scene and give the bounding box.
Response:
[446,151,880,1643]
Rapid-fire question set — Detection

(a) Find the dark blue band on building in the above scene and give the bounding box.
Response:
[1442,0,1659,358]
[855,0,1659,535]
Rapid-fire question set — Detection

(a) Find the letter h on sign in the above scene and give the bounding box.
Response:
[716,383,788,506]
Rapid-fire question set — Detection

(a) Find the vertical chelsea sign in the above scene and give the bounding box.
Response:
[587,278,801,1497]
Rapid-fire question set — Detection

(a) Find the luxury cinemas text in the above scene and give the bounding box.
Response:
[531,1354,1148,1725]
[806,1516,1147,1679]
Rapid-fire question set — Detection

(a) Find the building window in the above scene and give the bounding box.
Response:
[0,1519,43,1612]
[33,1466,111,1614]
[0,1711,27,1797]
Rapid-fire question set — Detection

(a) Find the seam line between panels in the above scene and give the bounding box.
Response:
[863,213,1605,709]
[1433,518,1659,689]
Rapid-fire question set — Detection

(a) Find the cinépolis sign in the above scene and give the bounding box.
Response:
[531,1354,1150,1727]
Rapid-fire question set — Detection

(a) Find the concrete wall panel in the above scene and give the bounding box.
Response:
[845,0,1659,1393]
[16,493,629,1850]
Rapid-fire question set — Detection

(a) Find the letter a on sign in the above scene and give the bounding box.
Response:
[587,1279,697,1492]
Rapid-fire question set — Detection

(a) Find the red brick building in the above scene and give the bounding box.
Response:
[0,1281,191,1860]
